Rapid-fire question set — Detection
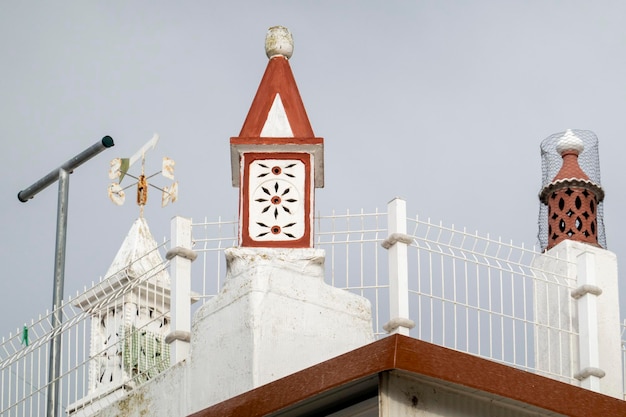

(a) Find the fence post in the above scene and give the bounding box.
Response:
[382,197,414,335]
[166,216,197,364]
[573,251,604,392]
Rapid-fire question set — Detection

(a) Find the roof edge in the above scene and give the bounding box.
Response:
[188,335,626,417]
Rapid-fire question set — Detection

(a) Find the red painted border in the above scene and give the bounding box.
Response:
[240,152,312,248]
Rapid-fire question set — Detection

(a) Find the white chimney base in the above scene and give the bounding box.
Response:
[534,240,622,399]
[188,247,375,410]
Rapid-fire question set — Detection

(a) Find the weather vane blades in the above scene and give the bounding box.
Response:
[107,133,177,215]
[161,182,179,207]
[109,158,130,182]
[162,157,175,180]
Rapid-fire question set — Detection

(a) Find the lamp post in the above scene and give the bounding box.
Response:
[18,136,114,417]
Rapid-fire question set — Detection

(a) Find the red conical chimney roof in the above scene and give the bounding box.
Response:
[230,27,324,188]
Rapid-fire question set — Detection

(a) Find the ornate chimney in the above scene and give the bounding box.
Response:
[230,26,324,248]
[188,27,373,409]
[538,129,605,251]
[534,130,622,398]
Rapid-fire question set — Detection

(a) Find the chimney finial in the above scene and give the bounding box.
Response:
[556,129,584,155]
[265,26,294,60]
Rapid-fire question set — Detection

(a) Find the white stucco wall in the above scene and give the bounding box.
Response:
[187,247,375,412]
[533,240,622,398]
[87,247,375,417]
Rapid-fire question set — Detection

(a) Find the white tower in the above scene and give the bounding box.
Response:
[70,218,171,414]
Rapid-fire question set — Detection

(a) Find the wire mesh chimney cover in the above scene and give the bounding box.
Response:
[537,129,606,250]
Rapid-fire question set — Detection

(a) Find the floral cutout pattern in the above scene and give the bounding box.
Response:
[248,159,305,241]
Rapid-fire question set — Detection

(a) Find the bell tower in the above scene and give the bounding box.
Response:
[230,26,323,248]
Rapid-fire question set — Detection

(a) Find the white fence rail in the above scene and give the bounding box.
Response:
[0,243,172,417]
[190,205,620,389]
[405,208,576,380]
[190,204,577,382]
[1,204,625,416]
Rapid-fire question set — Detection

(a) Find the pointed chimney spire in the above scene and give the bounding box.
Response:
[71,217,171,400]
[539,130,605,250]
[230,27,324,248]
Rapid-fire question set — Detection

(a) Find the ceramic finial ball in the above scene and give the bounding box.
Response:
[265,26,294,59]
[556,129,584,155]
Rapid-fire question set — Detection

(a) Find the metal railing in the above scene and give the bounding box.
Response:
[190,203,577,382]
[2,203,624,416]
[405,211,576,381]
[0,242,172,417]
[189,209,390,336]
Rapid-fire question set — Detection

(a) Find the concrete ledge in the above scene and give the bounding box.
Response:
[570,284,602,299]
[574,367,606,381]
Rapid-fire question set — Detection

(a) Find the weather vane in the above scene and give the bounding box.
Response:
[107,133,178,217]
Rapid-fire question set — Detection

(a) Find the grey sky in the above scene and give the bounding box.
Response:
[1,2,626,336]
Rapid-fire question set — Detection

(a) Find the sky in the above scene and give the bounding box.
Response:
[1,1,626,338]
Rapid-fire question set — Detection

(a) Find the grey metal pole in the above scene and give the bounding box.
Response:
[16,136,114,417]
[46,169,69,417]
[18,136,114,202]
